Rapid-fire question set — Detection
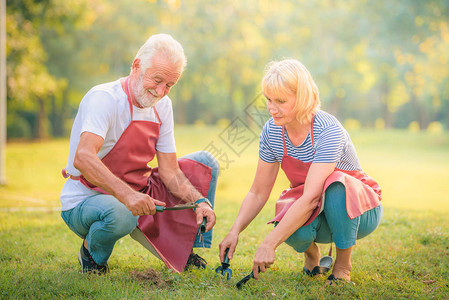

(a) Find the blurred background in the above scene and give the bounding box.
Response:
[3,0,449,140]
[1,4,448,297]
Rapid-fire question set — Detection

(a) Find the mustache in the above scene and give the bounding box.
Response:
[147,89,159,98]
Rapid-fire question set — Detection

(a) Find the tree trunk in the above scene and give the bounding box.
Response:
[446,103,449,131]
[327,96,343,119]
[227,81,237,121]
[380,78,392,128]
[37,97,49,139]
[50,94,63,137]
[417,98,428,130]
[176,100,186,124]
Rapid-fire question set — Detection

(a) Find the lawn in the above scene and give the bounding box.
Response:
[1,126,448,299]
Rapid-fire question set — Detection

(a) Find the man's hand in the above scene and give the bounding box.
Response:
[195,202,216,232]
[124,190,166,216]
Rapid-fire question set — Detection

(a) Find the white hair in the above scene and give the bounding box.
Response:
[134,33,187,74]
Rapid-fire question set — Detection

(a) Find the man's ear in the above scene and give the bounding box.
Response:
[131,58,141,73]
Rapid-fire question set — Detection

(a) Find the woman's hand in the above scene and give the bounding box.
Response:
[217,159,279,271]
[218,231,239,262]
[252,242,276,280]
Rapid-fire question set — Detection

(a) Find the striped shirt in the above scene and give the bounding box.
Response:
[259,110,362,171]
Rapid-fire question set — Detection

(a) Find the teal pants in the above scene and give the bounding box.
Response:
[284,182,383,252]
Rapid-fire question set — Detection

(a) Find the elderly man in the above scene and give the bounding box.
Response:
[60,34,218,274]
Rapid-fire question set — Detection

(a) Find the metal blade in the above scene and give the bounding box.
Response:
[165,204,198,210]
[155,204,198,212]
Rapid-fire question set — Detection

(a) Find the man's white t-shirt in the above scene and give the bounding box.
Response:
[60,78,176,211]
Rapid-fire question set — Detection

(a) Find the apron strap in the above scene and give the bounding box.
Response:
[282,126,288,157]
[62,77,134,181]
[124,76,162,125]
[61,168,80,180]
[124,76,134,120]
[310,115,315,149]
[282,113,316,157]
[153,106,162,124]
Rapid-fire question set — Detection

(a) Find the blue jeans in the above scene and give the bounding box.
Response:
[283,182,383,253]
[183,151,219,248]
[61,151,219,265]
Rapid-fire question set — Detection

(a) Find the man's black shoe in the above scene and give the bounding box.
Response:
[78,243,109,275]
[184,252,207,271]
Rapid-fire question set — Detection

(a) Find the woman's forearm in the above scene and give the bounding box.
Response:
[230,191,269,234]
[262,162,337,248]
[261,193,320,248]
[160,167,204,203]
[229,159,279,234]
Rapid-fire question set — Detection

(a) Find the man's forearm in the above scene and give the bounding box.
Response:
[74,151,134,204]
[160,169,204,203]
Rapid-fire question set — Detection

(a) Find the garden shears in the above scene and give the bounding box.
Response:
[155,204,207,233]
[155,203,198,212]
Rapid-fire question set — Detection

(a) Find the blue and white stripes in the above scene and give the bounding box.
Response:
[258,110,362,171]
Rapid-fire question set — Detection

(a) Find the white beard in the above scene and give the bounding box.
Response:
[133,74,161,108]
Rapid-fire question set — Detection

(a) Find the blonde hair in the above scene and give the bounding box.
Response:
[262,59,320,125]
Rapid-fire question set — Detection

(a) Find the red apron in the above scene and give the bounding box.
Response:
[66,77,212,273]
[268,120,381,227]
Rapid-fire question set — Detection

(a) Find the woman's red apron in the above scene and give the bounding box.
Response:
[63,77,212,273]
[268,120,382,227]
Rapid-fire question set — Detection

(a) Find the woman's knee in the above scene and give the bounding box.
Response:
[284,225,316,253]
[323,182,346,213]
[356,204,383,239]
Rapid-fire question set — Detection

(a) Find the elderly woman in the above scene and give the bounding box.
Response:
[219,59,382,284]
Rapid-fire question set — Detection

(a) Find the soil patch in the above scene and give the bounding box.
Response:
[131,268,172,288]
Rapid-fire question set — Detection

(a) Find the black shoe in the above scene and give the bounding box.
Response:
[78,243,109,275]
[303,265,331,277]
[326,274,356,286]
[184,253,207,271]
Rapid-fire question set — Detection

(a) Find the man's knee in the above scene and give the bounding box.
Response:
[195,151,220,176]
[182,151,219,173]
[104,203,138,236]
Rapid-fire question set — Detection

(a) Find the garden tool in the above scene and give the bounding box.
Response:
[215,248,232,280]
[302,243,334,276]
[155,203,198,213]
[155,204,207,240]
[200,217,207,233]
[236,267,260,289]
[319,243,333,270]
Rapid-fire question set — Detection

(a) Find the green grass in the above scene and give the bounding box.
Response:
[1,126,449,299]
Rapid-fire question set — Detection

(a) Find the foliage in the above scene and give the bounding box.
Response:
[5,0,449,139]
